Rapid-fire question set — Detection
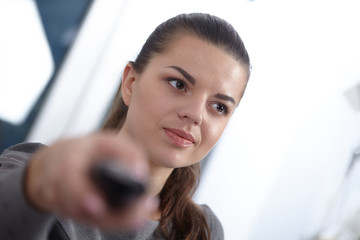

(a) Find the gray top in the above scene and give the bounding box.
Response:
[0,143,224,239]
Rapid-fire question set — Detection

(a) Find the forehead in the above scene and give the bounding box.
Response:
[151,35,248,102]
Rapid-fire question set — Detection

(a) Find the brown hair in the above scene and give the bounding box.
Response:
[103,13,250,239]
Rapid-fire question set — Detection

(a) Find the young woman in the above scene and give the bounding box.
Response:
[0,13,250,239]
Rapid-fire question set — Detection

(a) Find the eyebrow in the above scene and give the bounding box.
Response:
[166,65,236,105]
[215,94,236,105]
[167,65,196,85]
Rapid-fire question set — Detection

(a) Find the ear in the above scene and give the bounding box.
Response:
[121,63,137,107]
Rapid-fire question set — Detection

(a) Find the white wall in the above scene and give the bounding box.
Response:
[25,0,360,239]
[194,1,360,239]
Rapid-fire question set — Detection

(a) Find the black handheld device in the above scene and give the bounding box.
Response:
[91,161,146,208]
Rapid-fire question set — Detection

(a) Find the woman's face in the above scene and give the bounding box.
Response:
[120,35,248,169]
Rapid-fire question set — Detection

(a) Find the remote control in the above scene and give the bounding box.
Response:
[91,161,146,208]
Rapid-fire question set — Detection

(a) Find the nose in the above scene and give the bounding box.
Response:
[177,96,205,125]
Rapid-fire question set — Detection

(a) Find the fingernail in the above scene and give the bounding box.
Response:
[131,163,148,181]
[145,196,160,212]
[83,194,105,217]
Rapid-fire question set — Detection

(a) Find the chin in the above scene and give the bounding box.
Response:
[153,154,186,168]
[148,147,200,168]
[158,159,184,169]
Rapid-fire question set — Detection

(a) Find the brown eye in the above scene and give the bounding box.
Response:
[169,79,186,91]
[211,103,228,115]
[217,104,225,112]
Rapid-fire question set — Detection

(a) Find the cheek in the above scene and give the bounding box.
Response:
[202,121,227,149]
[131,86,157,115]
[130,86,172,129]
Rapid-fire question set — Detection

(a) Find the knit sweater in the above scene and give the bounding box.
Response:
[0,143,224,239]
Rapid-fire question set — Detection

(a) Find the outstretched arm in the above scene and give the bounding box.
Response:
[1,133,158,240]
[0,143,55,240]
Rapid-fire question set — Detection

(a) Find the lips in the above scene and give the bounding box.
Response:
[164,128,195,148]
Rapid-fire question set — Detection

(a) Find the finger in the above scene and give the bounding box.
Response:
[88,132,149,181]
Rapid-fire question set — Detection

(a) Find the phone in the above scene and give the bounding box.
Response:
[91,161,146,208]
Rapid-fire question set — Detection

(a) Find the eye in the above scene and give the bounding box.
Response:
[168,79,187,91]
[211,103,228,115]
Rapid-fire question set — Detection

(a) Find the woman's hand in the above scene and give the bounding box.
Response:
[24,132,157,230]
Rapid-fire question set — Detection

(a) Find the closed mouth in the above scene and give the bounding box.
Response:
[163,128,195,147]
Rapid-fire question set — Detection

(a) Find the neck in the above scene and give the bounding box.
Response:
[147,163,173,221]
[148,163,174,198]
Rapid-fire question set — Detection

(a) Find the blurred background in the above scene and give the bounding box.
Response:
[0,0,360,239]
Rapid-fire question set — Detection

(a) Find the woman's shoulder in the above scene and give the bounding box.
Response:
[199,204,224,239]
[1,142,44,155]
[0,142,45,169]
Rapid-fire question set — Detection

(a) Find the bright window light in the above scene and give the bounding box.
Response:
[0,0,53,124]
